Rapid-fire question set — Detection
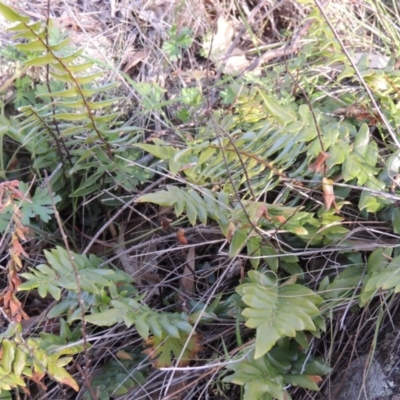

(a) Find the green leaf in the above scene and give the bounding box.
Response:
[261,244,279,272]
[136,190,177,207]
[18,183,61,223]
[224,349,289,400]
[159,315,181,338]
[25,52,56,66]
[247,236,261,269]
[50,71,103,85]
[358,178,387,212]
[257,89,295,125]
[353,123,369,157]
[134,142,177,160]
[53,113,88,121]
[63,62,94,73]
[147,314,163,338]
[16,40,47,52]
[13,347,27,376]
[323,266,363,299]
[229,228,249,258]
[48,37,70,51]
[85,309,123,326]
[0,3,30,23]
[393,208,400,234]
[188,191,208,225]
[135,313,150,339]
[237,271,322,359]
[1,340,15,373]
[183,193,197,225]
[283,374,319,391]
[342,156,360,181]
[144,332,198,368]
[47,362,79,391]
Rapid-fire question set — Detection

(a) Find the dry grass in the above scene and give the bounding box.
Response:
[2,0,400,399]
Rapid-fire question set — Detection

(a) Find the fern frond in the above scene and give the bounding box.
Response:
[237,270,323,359]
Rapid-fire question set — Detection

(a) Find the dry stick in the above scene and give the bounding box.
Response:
[44,174,97,400]
[313,0,400,150]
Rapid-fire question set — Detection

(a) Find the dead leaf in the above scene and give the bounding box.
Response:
[9,268,21,291]
[181,247,195,295]
[11,233,28,258]
[275,215,286,224]
[161,217,172,230]
[9,249,22,270]
[226,222,235,242]
[322,177,337,211]
[114,242,159,287]
[203,16,260,75]
[334,104,382,125]
[3,290,29,322]
[177,228,188,245]
[307,375,323,383]
[116,350,133,360]
[281,275,298,286]
[29,371,47,390]
[123,49,149,73]
[309,152,330,174]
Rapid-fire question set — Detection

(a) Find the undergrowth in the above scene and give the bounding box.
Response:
[1,0,400,399]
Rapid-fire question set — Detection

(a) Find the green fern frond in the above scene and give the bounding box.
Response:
[237,270,323,359]
[224,342,331,400]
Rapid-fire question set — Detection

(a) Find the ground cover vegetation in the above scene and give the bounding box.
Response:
[0,0,400,399]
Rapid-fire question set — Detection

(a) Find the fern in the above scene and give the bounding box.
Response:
[0,326,82,394]
[137,185,232,233]
[224,343,331,400]
[0,2,146,198]
[19,247,132,300]
[360,247,400,306]
[237,270,323,359]
[18,246,196,369]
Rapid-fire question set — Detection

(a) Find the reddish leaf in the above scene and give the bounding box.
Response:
[9,269,21,291]
[275,215,286,224]
[11,233,28,258]
[309,152,330,174]
[9,293,29,322]
[177,228,188,245]
[29,371,47,390]
[48,364,79,391]
[307,375,323,383]
[247,202,269,225]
